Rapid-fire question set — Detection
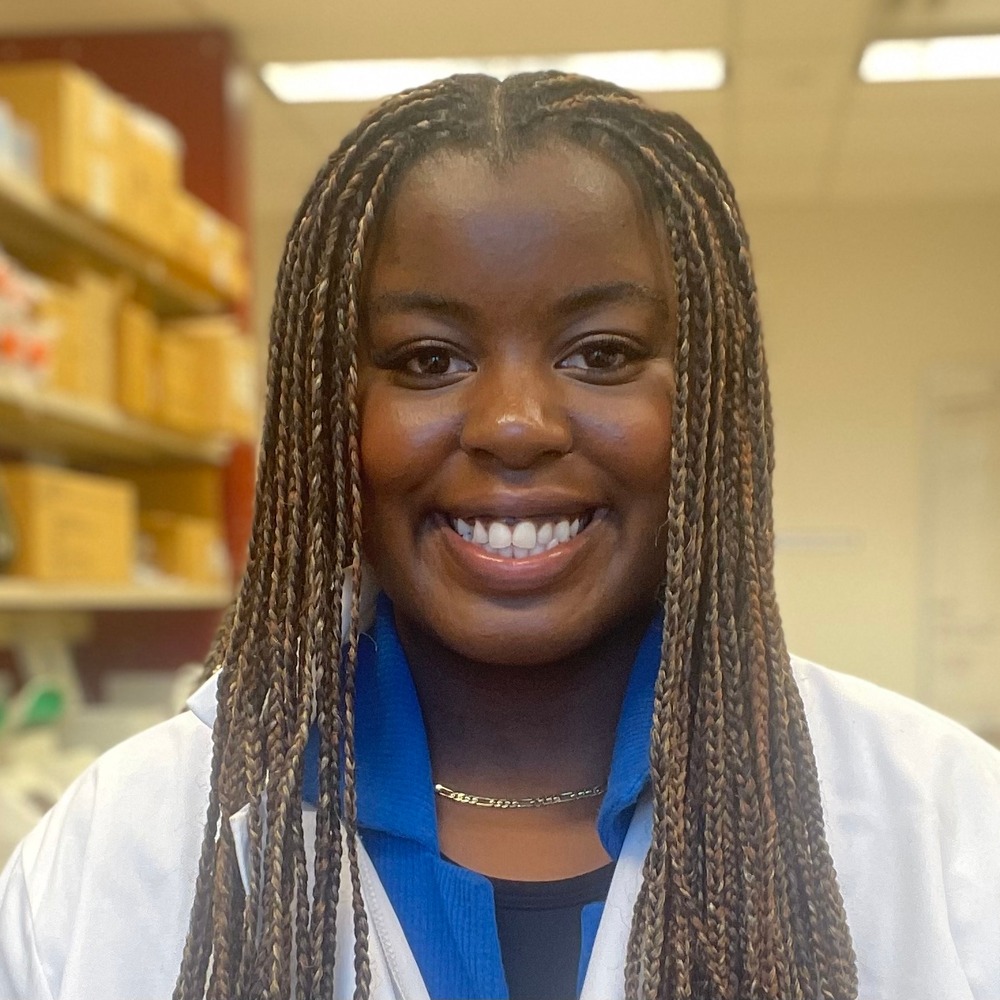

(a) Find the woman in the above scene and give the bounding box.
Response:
[2,72,998,1000]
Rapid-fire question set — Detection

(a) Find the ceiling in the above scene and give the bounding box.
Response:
[2,0,999,307]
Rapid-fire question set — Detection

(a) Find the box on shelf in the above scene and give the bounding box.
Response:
[0,62,126,222]
[103,463,224,522]
[40,269,126,408]
[114,104,183,257]
[168,190,247,300]
[139,510,229,585]
[35,279,83,395]
[0,249,52,389]
[116,299,160,419]
[157,317,257,439]
[0,463,137,583]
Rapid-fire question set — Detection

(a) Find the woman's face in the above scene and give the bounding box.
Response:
[358,141,677,666]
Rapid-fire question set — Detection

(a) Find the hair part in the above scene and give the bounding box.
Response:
[175,71,858,1000]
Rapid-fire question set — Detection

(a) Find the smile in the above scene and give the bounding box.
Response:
[446,511,597,558]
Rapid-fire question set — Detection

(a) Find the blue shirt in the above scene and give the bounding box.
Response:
[303,595,662,999]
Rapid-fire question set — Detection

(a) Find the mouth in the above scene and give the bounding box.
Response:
[443,510,600,559]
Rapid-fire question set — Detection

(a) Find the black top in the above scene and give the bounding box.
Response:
[489,863,616,1000]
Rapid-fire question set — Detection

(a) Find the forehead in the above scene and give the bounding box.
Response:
[364,142,672,309]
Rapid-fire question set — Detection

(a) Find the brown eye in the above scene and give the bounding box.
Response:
[579,345,628,369]
[559,336,643,376]
[398,344,474,380]
[407,347,452,375]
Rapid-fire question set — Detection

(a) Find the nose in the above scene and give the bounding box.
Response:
[459,363,572,469]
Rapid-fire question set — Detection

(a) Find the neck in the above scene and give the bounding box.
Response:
[394,603,656,799]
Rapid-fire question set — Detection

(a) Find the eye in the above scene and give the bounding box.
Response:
[382,341,475,384]
[558,336,645,379]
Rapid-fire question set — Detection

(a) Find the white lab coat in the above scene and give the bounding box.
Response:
[1,656,999,999]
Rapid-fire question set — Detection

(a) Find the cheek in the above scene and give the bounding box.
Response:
[359,386,459,525]
[576,390,674,502]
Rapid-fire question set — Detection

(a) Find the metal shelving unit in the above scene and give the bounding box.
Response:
[0,168,231,317]
[0,375,231,466]
[0,579,231,612]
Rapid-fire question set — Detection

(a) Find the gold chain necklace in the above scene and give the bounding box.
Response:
[433,782,606,809]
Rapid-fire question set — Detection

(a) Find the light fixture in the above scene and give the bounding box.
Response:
[261,50,726,104]
[859,34,1000,82]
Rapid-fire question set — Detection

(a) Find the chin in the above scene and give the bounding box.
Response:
[410,590,642,669]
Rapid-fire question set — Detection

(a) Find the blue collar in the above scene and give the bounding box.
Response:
[302,595,662,997]
[304,593,662,857]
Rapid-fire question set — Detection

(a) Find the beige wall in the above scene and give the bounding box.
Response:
[744,201,1000,704]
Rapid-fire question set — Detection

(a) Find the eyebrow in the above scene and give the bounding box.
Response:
[367,281,671,323]
[553,281,672,319]
[367,291,477,323]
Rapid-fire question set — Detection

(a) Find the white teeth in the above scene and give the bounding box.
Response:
[450,512,594,557]
[511,521,537,549]
[488,522,513,549]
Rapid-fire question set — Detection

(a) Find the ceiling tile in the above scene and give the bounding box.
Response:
[734,50,850,110]
[197,0,730,63]
[0,0,198,35]
[736,0,873,48]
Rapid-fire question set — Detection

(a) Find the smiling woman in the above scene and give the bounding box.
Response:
[1,72,999,1000]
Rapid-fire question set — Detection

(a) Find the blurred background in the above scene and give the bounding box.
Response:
[0,0,998,860]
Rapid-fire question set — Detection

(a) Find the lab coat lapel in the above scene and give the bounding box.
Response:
[229,803,427,999]
[579,796,652,1000]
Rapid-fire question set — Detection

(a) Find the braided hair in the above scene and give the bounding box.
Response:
[174,71,858,1000]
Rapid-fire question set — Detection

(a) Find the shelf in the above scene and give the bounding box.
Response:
[0,375,231,465]
[0,579,232,612]
[0,168,230,317]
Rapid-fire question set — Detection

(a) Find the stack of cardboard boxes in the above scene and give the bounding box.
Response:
[0,60,247,301]
[0,60,254,591]
[0,464,137,584]
[16,269,258,441]
[0,461,232,588]
[0,275,253,587]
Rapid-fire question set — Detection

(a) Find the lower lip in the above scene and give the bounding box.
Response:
[433,512,605,593]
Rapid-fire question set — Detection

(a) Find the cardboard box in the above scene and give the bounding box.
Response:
[0,464,137,583]
[38,280,84,397]
[139,511,229,585]
[116,300,160,419]
[167,190,247,300]
[40,270,124,407]
[114,105,183,257]
[105,464,223,522]
[0,62,126,221]
[157,318,258,439]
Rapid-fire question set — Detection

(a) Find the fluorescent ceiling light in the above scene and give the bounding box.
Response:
[261,50,726,104]
[860,35,1000,82]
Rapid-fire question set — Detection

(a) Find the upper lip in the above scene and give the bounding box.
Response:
[441,494,602,521]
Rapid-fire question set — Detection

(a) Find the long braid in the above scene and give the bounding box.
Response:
[176,71,856,999]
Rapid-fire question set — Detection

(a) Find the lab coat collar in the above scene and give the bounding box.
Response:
[186,668,219,726]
